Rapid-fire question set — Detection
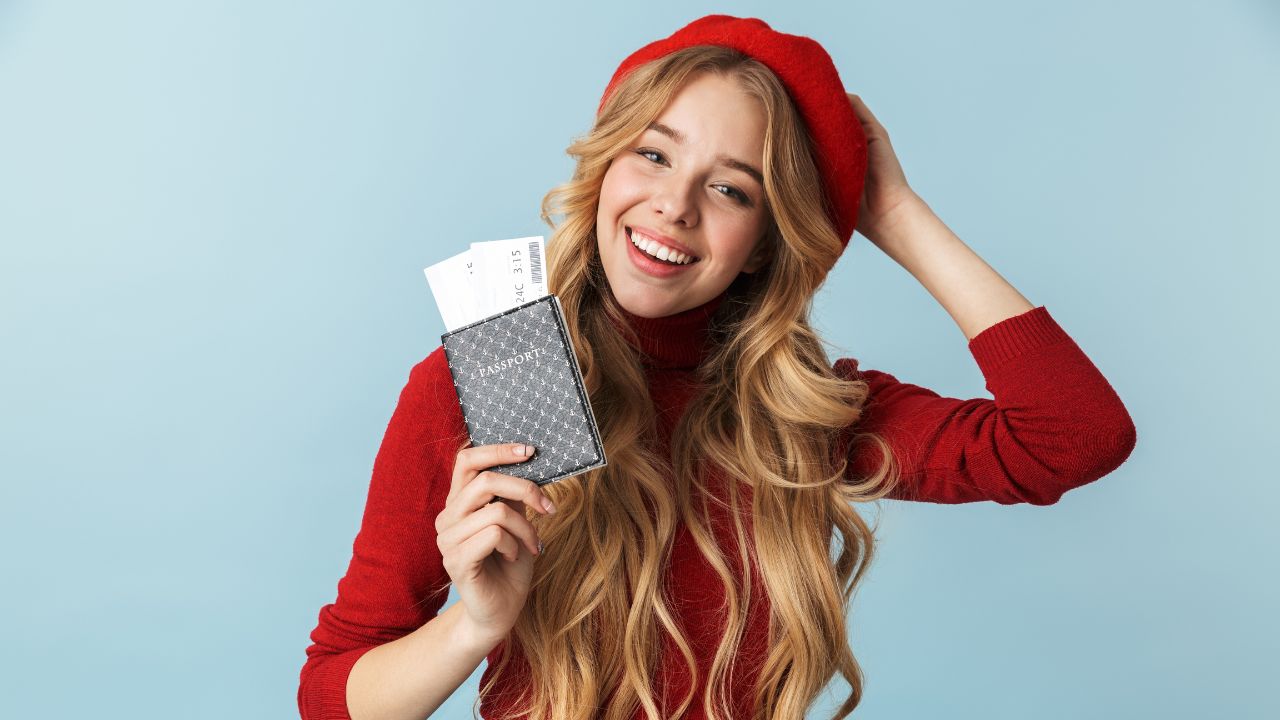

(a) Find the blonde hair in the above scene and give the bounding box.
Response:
[476,45,902,720]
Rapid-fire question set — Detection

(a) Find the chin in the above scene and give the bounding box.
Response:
[613,288,672,319]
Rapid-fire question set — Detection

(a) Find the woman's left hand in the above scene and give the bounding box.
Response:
[847,93,920,248]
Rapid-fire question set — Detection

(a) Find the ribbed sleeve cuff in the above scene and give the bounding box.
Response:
[967,306,1071,375]
[301,646,378,720]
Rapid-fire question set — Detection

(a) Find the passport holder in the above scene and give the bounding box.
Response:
[441,294,607,486]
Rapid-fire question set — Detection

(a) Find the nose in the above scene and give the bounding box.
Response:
[648,173,700,228]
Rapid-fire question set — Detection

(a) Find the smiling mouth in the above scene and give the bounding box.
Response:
[625,226,700,265]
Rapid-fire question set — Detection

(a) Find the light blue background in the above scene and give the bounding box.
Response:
[1,1,1275,718]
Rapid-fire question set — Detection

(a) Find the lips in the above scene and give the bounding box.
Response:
[622,226,698,278]
[625,225,701,263]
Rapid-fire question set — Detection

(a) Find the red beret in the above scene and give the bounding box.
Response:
[598,14,866,252]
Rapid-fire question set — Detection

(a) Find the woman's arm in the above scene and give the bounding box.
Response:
[840,96,1137,504]
[869,193,1036,341]
[836,306,1137,505]
[344,602,501,720]
[846,93,1034,341]
[834,197,1137,504]
[299,348,486,719]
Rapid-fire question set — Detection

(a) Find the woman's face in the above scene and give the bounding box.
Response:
[596,72,772,319]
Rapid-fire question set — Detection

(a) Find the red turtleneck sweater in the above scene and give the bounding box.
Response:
[298,293,1137,719]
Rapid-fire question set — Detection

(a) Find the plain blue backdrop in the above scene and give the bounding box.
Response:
[1,1,1275,718]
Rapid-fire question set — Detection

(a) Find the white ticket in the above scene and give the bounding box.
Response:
[423,235,548,331]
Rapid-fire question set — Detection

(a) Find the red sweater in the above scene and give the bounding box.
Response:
[297,294,1137,719]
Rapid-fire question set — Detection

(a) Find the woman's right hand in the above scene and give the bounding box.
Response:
[435,442,556,645]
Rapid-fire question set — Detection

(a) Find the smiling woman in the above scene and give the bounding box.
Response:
[474,38,901,720]
[298,13,1136,720]
[595,72,773,318]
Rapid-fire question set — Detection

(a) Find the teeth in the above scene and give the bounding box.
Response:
[629,228,695,265]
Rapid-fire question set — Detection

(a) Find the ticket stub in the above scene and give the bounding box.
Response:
[423,236,548,331]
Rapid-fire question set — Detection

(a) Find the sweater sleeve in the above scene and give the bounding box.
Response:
[297,345,469,720]
[834,306,1137,505]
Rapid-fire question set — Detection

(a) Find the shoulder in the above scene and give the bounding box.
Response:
[406,344,457,399]
[831,356,928,416]
[832,356,892,389]
[832,357,860,379]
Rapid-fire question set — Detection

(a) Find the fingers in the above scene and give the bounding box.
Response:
[438,498,542,558]
[846,93,883,133]
[439,442,555,570]
[450,442,536,496]
[446,470,555,524]
[450,524,523,567]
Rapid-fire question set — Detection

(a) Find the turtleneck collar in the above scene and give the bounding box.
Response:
[608,289,728,370]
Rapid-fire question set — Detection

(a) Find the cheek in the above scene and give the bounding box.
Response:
[600,163,645,210]
[714,223,766,265]
[597,171,627,254]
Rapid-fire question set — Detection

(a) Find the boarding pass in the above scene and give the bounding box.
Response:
[422,236,548,331]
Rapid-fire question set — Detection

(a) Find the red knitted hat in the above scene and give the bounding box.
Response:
[598,14,866,252]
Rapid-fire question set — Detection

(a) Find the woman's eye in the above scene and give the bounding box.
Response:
[636,148,665,164]
[716,185,749,204]
[635,149,751,206]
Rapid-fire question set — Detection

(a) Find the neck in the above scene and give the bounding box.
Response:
[608,290,728,370]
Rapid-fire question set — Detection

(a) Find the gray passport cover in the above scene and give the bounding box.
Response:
[441,294,607,486]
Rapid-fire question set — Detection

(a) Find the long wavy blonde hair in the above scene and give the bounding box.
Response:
[475,45,902,720]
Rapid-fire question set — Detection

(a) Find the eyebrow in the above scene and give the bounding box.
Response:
[646,121,764,188]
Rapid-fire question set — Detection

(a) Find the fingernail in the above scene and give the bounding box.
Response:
[542,498,556,515]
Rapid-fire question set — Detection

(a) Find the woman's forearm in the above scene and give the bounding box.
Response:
[872,194,1035,341]
[346,601,502,720]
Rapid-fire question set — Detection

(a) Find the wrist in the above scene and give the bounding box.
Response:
[444,603,508,655]
[873,191,931,247]
[873,194,950,268]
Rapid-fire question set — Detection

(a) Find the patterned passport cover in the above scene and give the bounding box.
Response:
[441,294,607,486]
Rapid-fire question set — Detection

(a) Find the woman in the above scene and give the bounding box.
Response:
[298,14,1137,720]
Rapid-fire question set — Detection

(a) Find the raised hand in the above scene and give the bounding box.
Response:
[847,93,921,249]
[435,442,556,645]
